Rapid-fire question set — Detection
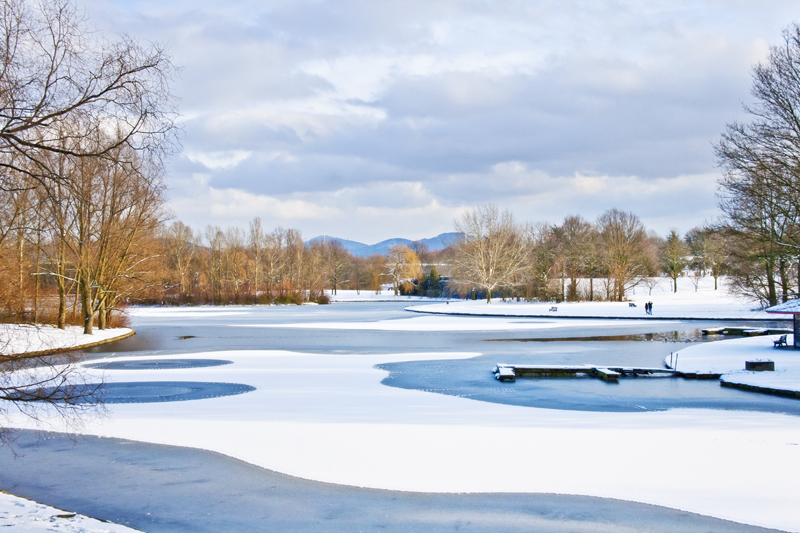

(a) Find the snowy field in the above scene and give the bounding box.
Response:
[0,491,141,532]
[407,276,773,320]
[0,325,133,356]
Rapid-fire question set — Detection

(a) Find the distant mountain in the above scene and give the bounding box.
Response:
[305,232,462,258]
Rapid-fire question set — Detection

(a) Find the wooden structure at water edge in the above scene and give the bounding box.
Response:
[492,364,675,383]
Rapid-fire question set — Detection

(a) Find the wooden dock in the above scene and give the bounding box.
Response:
[493,364,675,383]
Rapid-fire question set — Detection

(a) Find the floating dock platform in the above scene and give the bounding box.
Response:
[493,364,675,383]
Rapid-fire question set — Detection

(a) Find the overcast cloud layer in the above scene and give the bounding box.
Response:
[84,0,797,242]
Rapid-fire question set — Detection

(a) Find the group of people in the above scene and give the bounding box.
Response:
[645,301,654,315]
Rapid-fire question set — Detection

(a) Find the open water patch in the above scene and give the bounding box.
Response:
[84,358,233,370]
[377,346,800,415]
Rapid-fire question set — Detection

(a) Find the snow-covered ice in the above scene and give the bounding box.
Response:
[6,345,800,532]
[5,285,800,532]
[0,491,141,532]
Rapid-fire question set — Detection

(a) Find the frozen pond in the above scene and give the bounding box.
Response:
[87,302,799,414]
[5,302,798,532]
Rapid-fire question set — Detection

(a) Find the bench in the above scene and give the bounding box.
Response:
[549,306,557,312]
[629,303,636,307]
[773,334,788,347]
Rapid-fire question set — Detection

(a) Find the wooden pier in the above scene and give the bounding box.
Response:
[493,364,675,383]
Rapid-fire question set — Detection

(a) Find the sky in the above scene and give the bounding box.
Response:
[82,0,798,244]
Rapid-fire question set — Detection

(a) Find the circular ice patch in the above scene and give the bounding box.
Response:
[39,381,256,404]
[102,381,255,403]
[85,359,233,370]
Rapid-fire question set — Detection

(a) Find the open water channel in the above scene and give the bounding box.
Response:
[0,302,794,532]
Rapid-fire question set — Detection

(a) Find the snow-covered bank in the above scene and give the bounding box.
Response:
[7,345,800,532]
[0,491,141,532]
[0,325,133,357]
[406,277,774,320]
[328,290,448,302]
[669,334,800,396]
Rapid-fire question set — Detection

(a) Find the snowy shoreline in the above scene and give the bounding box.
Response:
[0,491,142,533]
[0,325,134,358]
[670,334,800,396]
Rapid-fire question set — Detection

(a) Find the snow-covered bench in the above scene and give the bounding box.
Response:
[773,335,788,347]
[549,306,557,312]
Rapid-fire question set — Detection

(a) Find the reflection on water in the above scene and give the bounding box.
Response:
[489,329,713,343]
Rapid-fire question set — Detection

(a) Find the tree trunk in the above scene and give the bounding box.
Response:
[673,276,678,293]
[80,273,93,335]
[779,258,788,303]
[766,260,777,307]
[33,236,40,323]
[56,241,67,329]
[97,295,107,330]
[57,280,66,329]
[17,230,25,317]
[589,277,594,302]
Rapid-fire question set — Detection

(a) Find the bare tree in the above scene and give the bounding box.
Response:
[163,221,197,296]
[553,215,593,301]
[452,205,527,304]
[597,208,650,301]
[716,23,800,305]
[325,240,350,295]
[248,217,264,301]
[410,240,430,267]
[385,245,421,296]
[0,0,178,189]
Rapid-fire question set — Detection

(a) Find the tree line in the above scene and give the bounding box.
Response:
[449,205,731,304]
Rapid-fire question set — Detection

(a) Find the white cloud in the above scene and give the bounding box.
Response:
[80,0,798,241]
[184,150,252,169]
